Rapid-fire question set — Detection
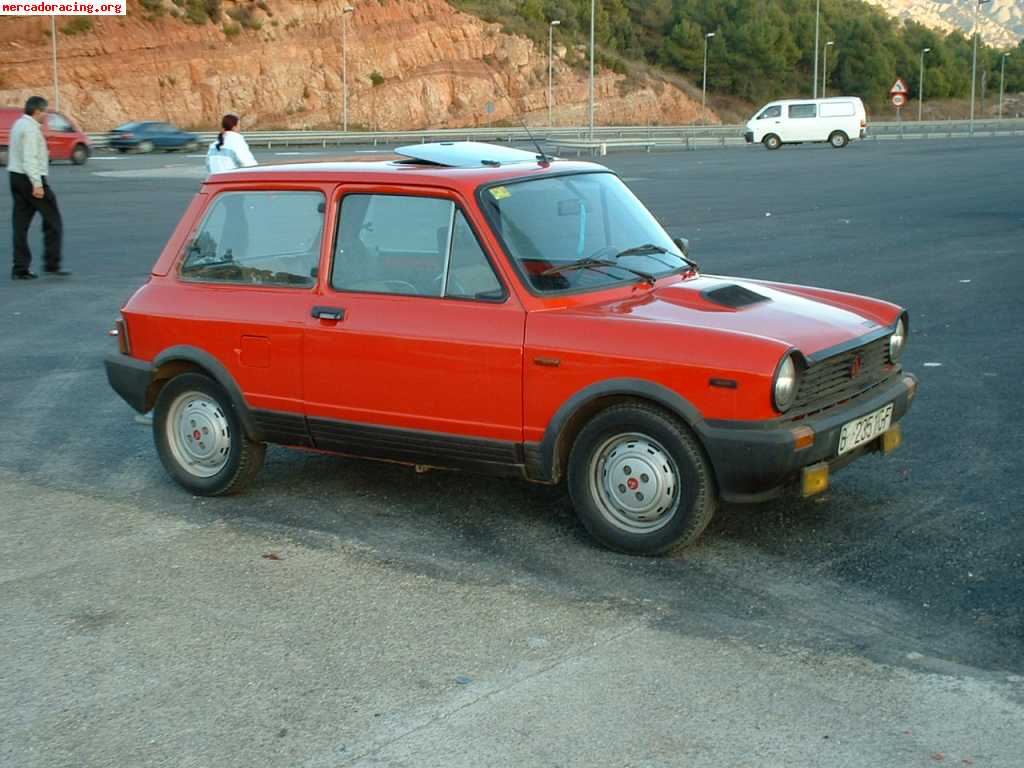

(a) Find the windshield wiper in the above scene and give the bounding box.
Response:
[542,257,657,286]
[614,243,699,272]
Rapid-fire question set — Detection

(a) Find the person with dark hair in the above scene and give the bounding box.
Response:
[8,95,68,279]
[205,113,257,175]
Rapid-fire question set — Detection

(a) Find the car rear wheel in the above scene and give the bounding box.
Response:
[70,143,89,165]
[153,372,265,496]
[137,140,155,154]
[567,403,717,555]
[763,134,782,151]
[829,131,849,149]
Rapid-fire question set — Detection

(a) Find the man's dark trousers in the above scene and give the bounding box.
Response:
[9,171,62,275]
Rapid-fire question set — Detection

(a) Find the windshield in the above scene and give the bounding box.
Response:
[479,172,688,294]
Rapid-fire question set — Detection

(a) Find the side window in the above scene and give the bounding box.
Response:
[758,105,781,119]
[788,103,817,119]
[180,191,324,287]
[47,113,72,132]
[445,211,503,300]
[332,194,502,301]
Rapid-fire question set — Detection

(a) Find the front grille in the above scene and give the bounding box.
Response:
[788,336,894,419]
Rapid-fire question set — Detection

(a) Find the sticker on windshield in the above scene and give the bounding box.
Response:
[489,186,512,201]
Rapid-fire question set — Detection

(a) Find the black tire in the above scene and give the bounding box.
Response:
[71,143,89,165]
[137,140,155,154]
[567,403,717,555]
[116,148,128,154]
[153,372,265,496]
[763,134,782,151]
[829,131,849,148]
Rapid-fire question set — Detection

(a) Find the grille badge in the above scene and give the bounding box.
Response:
[850,354,864,379]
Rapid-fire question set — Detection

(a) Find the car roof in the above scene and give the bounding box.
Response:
[205,143,607,188]
[765,97,863,105]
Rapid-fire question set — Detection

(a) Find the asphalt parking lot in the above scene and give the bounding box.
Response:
[2,137,1023,767]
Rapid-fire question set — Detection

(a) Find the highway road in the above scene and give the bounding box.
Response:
[2,138,1022,767]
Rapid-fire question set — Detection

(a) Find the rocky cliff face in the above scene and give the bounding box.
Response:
[0,0,714,132]
[864,0,1023,48]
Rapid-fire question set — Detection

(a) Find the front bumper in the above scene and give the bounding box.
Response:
[744,131,754,143]
[696,373,918,503]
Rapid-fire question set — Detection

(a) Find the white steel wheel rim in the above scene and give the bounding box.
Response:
[165,391,232,478]
[589,432,680,534]
[831,134,845,147]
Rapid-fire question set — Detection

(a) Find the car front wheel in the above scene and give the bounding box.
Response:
[567,403,717,555]
[763,134,782,151]
[137,140,155,154]
[153,372,265,496]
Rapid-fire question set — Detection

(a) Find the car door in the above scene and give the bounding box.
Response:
[171,186,330,444]
[302,186,526,470]
[45,112,75,160]
[755,104,782,142]
[786,103,818,142]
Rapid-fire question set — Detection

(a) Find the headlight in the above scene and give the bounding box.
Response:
[773,354,799,412]
[889,316,907,363]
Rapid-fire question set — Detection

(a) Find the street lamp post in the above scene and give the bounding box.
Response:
[548,20,560,129]
[702,32,715,126]
[918,47,931,122]
[970,0,992,134]
[822,41,834,98]
[51,15,60,111]
[342,4,354,132]
[999,52,1011,118]
[588,0,595,140]
[813,0,821,97]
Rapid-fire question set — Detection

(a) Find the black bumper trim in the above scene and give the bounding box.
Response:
[695,374,917,502]
[104,353,152,414]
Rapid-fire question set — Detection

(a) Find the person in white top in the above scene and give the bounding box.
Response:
[205,113,257,175]
[8,95,68,279]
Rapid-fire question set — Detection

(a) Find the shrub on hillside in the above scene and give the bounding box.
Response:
[61,17,94,35]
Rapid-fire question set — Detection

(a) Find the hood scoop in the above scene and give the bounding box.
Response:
[701,284,771,309]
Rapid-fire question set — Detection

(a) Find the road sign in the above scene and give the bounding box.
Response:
[889,78,909,96]
[891,93,907,107]
[485,101,495,114]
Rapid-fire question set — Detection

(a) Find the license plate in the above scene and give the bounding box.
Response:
[837,404,894,456]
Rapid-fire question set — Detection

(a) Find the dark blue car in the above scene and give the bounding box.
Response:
[108,121,200,153]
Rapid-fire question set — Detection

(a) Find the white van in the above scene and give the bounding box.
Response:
[744,97,867,150]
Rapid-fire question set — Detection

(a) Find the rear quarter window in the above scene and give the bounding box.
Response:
[180,190,324,287]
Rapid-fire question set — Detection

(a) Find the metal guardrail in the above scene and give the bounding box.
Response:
[86,119,1024,151]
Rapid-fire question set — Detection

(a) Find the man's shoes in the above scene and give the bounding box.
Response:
[44,268,71,277]
[11,271,38,280]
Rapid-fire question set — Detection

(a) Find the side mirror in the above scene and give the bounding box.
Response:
[672,236,690,258]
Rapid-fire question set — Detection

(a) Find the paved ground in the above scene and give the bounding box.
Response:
[1,138,1023,767]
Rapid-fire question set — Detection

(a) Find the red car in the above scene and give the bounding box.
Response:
[105,142,917,555]
[0,106,92,166]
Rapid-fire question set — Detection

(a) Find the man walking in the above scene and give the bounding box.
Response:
[8,96,69,280]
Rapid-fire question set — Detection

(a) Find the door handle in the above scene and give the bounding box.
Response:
[312,306,345,321]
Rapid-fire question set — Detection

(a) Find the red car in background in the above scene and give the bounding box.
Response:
[104,142,917,555]
[0,106,92,166]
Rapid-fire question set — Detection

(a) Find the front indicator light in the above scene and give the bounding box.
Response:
[881,424,902,455]
[904,375,918,402]
[802,462,829,497]
[791,425,815,451]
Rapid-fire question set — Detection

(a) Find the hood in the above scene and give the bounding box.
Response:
[567,275,896,360]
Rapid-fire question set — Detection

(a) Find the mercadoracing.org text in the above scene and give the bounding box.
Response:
[2,3,125,14]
